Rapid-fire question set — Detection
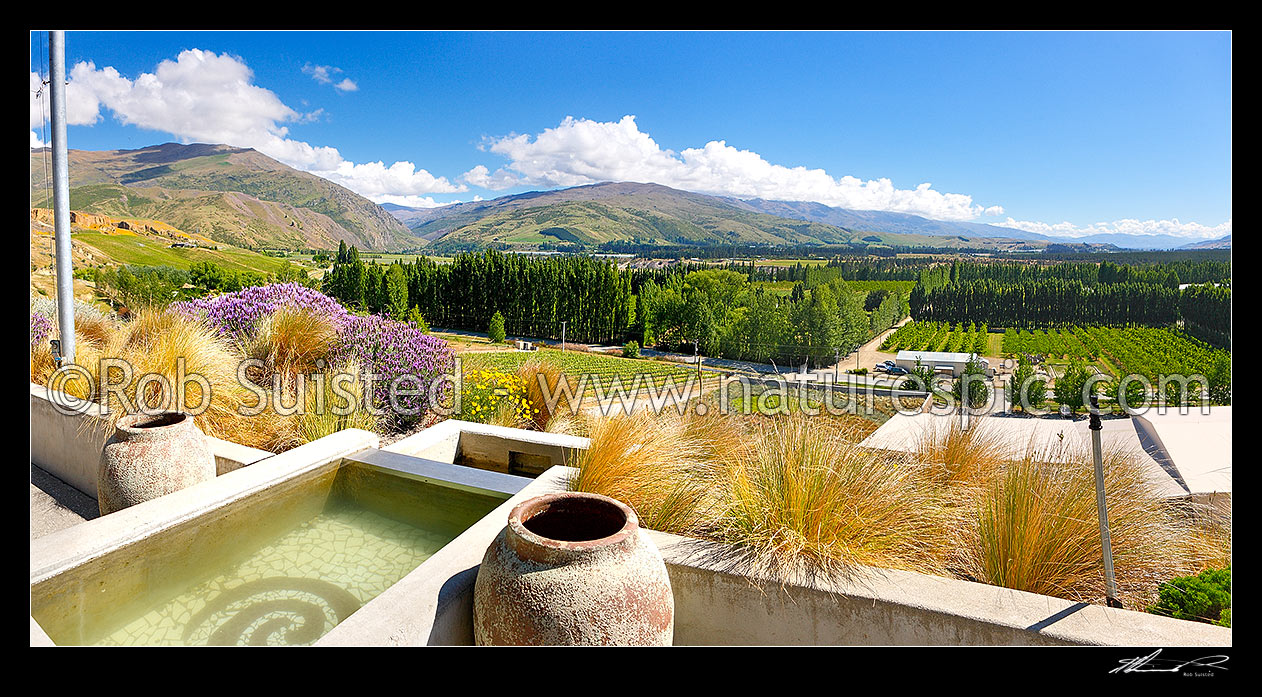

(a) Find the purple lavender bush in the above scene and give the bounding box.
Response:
[331,313,456,428]
[172,283,351,340]
[31,312,53,349]
[173,283,454,430]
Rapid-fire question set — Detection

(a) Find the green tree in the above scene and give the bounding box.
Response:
[384,264,409,320]
[488,310,506,343]
[407,306,430,333]
[1053,359,1093,414]
[953,358,991,409]
[1006,355,1047,412]
[1106,374,1149,414]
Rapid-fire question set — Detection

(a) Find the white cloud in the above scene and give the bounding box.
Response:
[471,115,998,221]
[304,64,358,93]
[35,50,463,198]
[461,164,524,190]
[1002,217,1232,241]
[371,194,454,208]
[31,130,45,148]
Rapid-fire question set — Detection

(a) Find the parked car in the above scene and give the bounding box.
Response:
[874,360,895,373]
[885,365,909,376]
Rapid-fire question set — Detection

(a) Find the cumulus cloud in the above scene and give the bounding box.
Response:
[469,115,999,221]
[304,64,358,92]
[461,164,524,190]
[1002,217,1232,241]
[373,194,455,208]
[31,49,464,198]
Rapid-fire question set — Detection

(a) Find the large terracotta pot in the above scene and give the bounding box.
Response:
[97,411,216,515]
[473,492,674,646]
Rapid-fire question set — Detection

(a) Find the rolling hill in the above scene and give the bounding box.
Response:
[717,197,1052,241]
[29,143,419,251]
[393,182,1048,253]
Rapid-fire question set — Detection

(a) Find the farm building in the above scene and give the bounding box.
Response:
[895,350,990,378]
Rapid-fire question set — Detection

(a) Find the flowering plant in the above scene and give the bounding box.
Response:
[331,313,456,427]
[460,368,533,425]
[172,283,350,341]
[31,312,53,349]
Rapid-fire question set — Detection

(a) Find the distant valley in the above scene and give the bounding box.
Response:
[30,143,1226,253]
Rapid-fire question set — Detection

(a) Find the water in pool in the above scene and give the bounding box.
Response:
[43,466,502,646]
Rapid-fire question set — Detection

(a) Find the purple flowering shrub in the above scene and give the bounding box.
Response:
[331,313,456,427]
[31,312,53,349]
[172,283,351,340]
[171,283,454,430]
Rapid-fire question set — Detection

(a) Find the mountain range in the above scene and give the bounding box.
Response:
[29,143,418,251]
[29,143,1227,253]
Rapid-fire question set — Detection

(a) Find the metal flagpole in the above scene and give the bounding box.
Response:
[1089,395,1122,608]
[49,30,75,365]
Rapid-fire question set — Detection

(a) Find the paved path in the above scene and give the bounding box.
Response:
[30,465,97,540]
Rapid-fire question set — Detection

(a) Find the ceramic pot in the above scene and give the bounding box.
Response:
[98,411,216,515]
[473,492,674,646]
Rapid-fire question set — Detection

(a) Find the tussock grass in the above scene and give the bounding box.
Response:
[568,410,724,536]
[99,309,290,451]
[569,410,1228,607]
[960,445,1199,607]
[715,416,951,580]
[280,360,378,449]
[910,417,1009,487]
[515,357,580,434]
[244,305,338,381]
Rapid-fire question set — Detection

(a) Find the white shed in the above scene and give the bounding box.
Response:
[895,350,990,378]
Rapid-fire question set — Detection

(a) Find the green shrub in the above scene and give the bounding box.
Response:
[487,310,506,343]
[623,339,640,358]
[408,306,430,333]
[952,358,991,409]
[1147,565,1231,626]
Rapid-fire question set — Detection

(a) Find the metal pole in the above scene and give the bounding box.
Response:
[49,30,75,364]
[1089,395,1121,608]
[560,321,566,352]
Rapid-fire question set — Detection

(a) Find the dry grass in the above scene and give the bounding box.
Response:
[568,409,1229,608]
[99,309,291,451]
[715,415,951,581]
[514,356,588,431]
[568,410,725,536]
[28,306,372,453]
[244,305,338,382]
[279,361,379,449]
[959,444,1203,608]
[909,417,1010,487]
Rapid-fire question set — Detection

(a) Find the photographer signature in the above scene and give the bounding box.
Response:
[1110,649,1229,674]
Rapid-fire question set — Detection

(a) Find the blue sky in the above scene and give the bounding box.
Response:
[29,30,1231,239]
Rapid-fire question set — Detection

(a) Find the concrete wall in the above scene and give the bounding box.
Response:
[30,383,273,500]
[384,419,589,478]
[325,461,1231,647]
[648,530,1231,646]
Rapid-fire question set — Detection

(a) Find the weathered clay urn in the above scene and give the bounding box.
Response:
[97,411,217,515]
[473,492,674,646]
